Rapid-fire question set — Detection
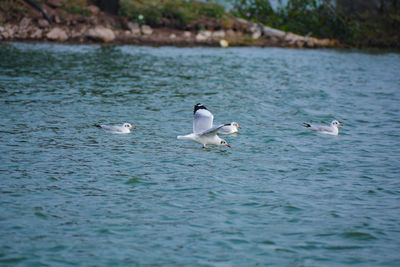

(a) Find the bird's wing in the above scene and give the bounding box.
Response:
[216,124,233,134]
[193,109,214,134]
[199,124,225,136]
[310,125,333,132]
[101,125,122,132]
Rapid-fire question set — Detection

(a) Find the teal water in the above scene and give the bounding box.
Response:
[1,42,400,266]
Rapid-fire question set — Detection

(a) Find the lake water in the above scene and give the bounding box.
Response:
[1,42,399,266]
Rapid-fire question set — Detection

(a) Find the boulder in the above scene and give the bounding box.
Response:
[284,32,304,45]
[195,31,211,42]
[317,38,330,47]
[212,30,225,39]
[87,5,100,15]
[46,27,68,41]
[127,22,140,35]
[86,26,115,42]
[19,17,32,29]
[38,19,50,28]
[183,31,191,38]
[30,28,43,39]
[249,23,262,39]
[47,0,63,8]
[141,25,153,35]
[263,26,285,40]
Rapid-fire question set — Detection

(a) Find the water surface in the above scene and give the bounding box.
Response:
[1,42,400,266]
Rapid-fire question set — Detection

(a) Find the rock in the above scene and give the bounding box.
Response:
[20,17,32,29]
[249,23,262,39]
[86,26,115,42]
[30,28,43,39]
[127,22,140,35]
[2,31,9,39]
[317,38,330,47]
[47,0,63,8]
[38,19,50,28]
[212,30,225,38]
[295,39,305,48]
[127,22,139,31]
[263,26,285,40]
[183,31,191,38]
[87,5,100,15]
[226,29,236,38]
[54,15,61,24]
[195,31,211,42]
[252,31,261,39]
[4,24,17,39]
[70,28,83,38]
[305,37,316,48]
[47,27,68,41]
[141,25,153,35]
[284,32,304,45]
[219,39,229,48]
[236,18,249,25]
[169,33,176,39]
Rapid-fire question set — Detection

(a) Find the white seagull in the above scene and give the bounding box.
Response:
[177,103,231,148]
[94,122,135,134]
[217,122,241,135]
[303,120,343,135]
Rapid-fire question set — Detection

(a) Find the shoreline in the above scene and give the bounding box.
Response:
[0,3,339,49]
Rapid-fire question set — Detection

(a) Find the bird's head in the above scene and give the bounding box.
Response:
[331,120,343,127]
[231,122,241,129]
[123,123,135,129]
[220,139,231,148]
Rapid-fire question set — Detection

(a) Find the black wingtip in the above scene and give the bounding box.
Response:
[93,124,102,128]
[302,123,311,128]
[194,103,208,114]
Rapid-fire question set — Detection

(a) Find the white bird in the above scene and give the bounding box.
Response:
[177,103,231,148]
[94,122,135,134]
[303,120,343,135]
[217,122,241,135]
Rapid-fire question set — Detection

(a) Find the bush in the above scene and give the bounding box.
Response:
[119,0,227,28]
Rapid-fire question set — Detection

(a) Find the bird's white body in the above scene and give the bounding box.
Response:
[96,123,135,134]
[178,104,230,148]
[217,122,241,134]
[178,127,226,146]
[303,120,343,135]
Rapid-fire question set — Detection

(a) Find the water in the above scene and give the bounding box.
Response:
[1,42,399,266]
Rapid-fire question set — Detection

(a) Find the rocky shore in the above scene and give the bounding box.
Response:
[0,2,339,48]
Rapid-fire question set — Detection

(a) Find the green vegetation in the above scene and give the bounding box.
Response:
[63,0,91,16]
[119,0,227,29]
[0,0,29,14]
[232,0,400,48]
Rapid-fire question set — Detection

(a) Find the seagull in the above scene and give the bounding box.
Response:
[177,103,231,148]
[303,120,343,135]
[94,122,135,134]
[217,122,241,135]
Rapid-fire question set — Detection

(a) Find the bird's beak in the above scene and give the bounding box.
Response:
[131,126,135,129]
[226,144,231,148]
[237,126,242,129]
[339,123,343,126]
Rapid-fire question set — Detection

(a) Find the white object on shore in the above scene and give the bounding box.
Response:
[219,39,229,48]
